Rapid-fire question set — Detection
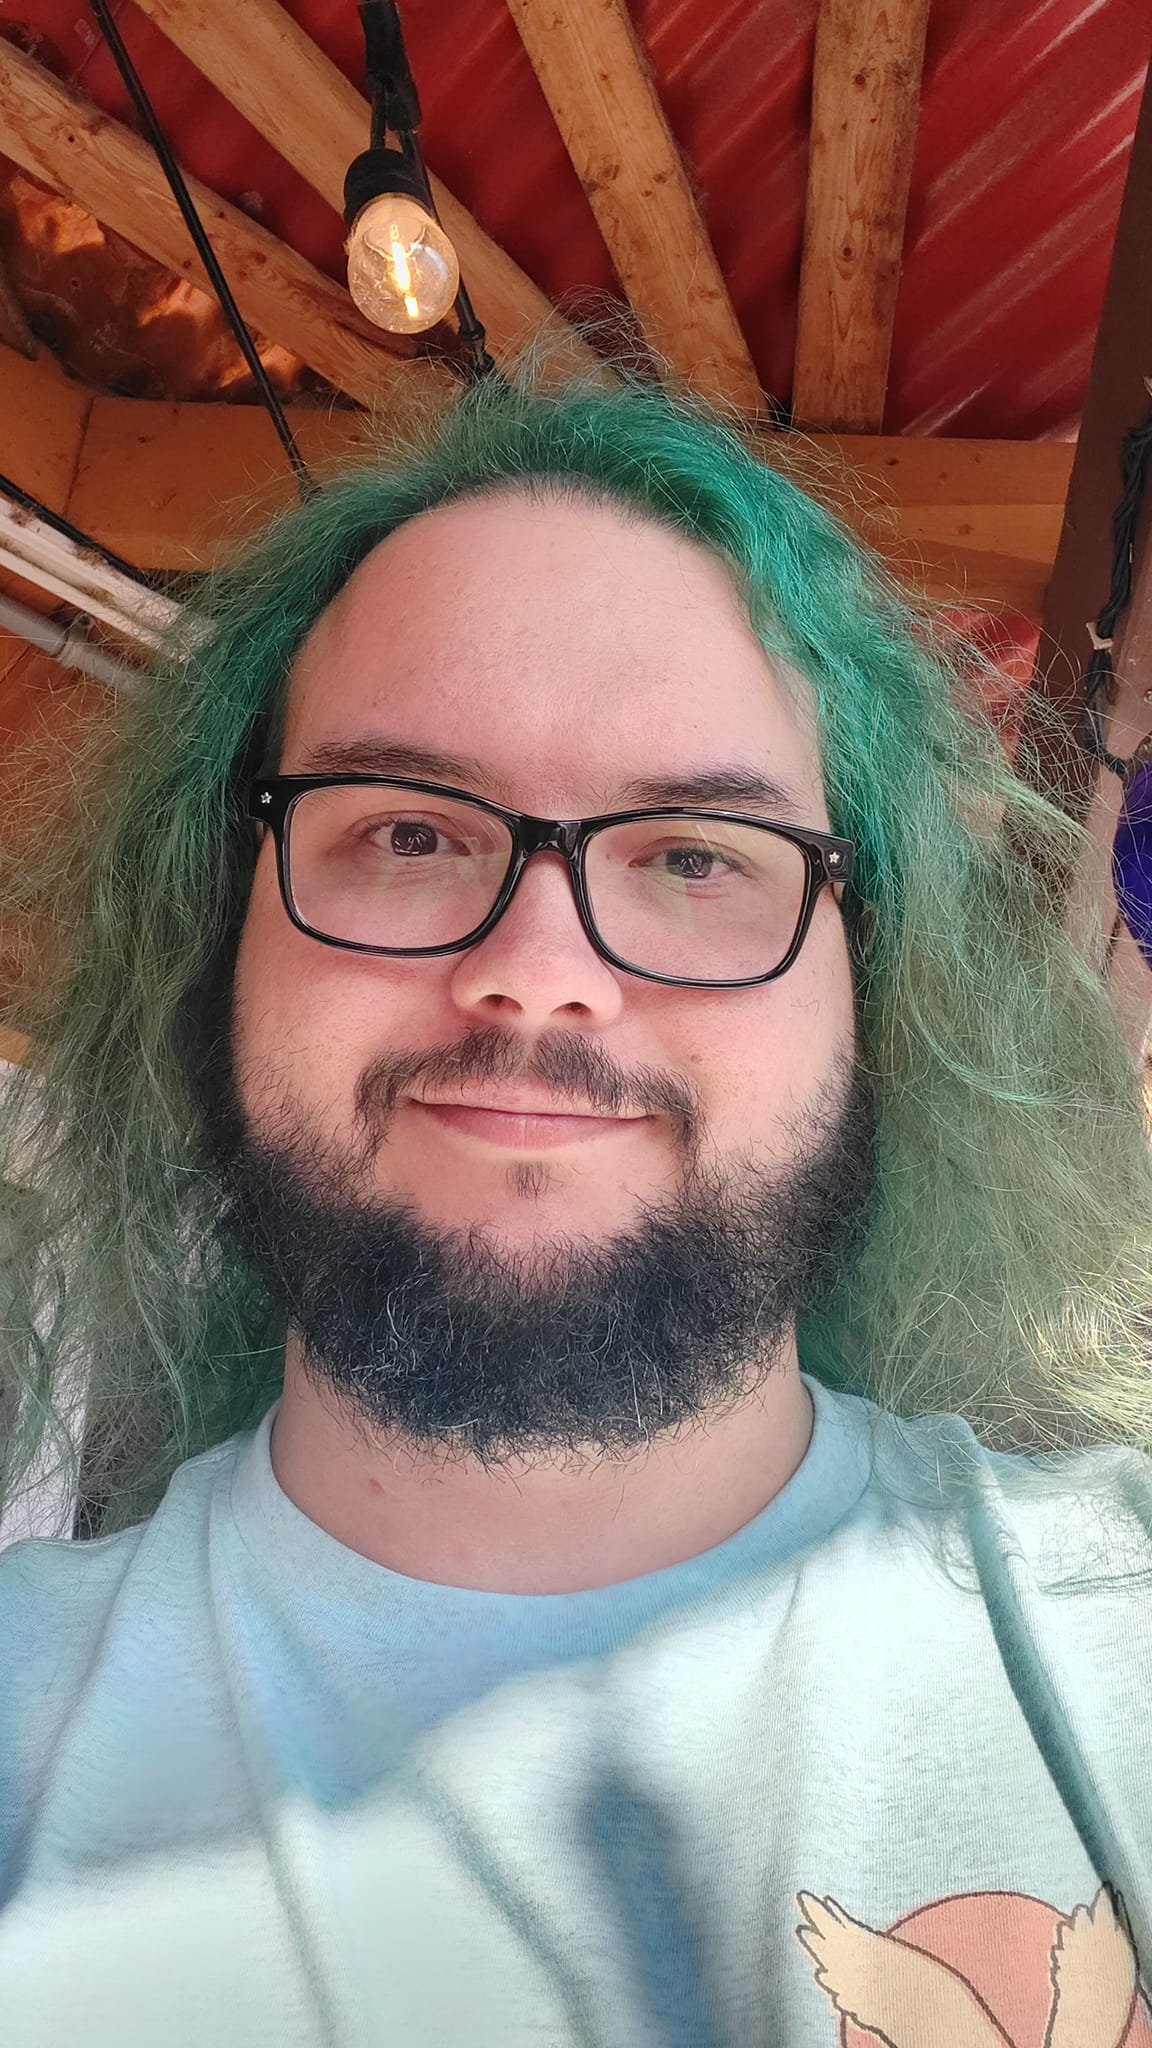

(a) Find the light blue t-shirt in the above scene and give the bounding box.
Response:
[2,1369,1152,2046]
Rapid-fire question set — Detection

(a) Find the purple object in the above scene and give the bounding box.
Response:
[1113,758,1152,970]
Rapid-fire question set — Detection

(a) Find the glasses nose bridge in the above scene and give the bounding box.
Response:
[518,814,582,864]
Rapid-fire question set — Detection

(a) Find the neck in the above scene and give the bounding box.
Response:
[269,1332,814,1594]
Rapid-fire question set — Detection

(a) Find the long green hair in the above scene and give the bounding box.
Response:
[1,350,1150,1548]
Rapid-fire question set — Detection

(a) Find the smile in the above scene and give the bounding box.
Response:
[410,1100,649,1149]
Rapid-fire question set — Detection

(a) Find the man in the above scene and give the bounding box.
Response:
[1,368,1151,2045]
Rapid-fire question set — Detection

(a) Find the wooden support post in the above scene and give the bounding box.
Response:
[1070,488,1152,1056]
[793,0,930,432]
[1018,55,1152,1054]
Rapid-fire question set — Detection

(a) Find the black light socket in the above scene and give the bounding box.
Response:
[343,147,433,228]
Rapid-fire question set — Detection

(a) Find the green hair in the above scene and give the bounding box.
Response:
[1,349,1150,1565]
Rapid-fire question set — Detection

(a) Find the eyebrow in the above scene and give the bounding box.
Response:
[615,768,810,820]
[294,739,811,823]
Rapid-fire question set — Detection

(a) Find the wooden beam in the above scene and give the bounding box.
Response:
[1016,50,1152,1057]
[1021,55,1152,844]
[793,0,930,431]
[1063,480,1152,1053]
[0,337,91,509]
[0,342,1068,612]
[0,36,450,414]
[775,431,1072,614]
[0,333,1071,613]
[504,0,761,414]
[811,434,1072,510]
[69,396,372,573]
[128,0,596,376]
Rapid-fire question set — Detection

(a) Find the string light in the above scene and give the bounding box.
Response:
[344,154,458,335]
[347,1,496,380]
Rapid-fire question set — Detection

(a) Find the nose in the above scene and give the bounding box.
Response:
[447,850,625,1028]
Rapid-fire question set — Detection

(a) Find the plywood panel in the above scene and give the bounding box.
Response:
[0,341,91,512]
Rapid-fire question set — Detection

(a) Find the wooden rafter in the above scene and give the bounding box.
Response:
[128,0,596,376]
[504,0,761,414]
[793,0,931,432]
[0,36,450,413]
[0,338,1072,610]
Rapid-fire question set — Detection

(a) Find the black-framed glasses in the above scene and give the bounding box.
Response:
[247,774,856,990]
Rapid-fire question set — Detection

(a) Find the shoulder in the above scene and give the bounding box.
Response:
[863,1396,1152,1593]
[0,1521,152,1732]
[0,1425,252,1661]
[0,1518,152,1841]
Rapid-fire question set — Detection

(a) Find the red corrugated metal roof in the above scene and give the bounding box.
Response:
[17,0,1151,440]
[13,0,1139,444]
[7,0,1152,690]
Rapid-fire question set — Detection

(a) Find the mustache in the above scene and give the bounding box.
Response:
[353,1025,701,1148]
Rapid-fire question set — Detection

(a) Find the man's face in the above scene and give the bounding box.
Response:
[219,489,873,1466]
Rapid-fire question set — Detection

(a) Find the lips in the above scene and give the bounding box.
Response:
[409,1095,648,1149]
[413,1091,629,1119]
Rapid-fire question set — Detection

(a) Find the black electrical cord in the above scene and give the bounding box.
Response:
[1079,397,1152,786]
[0,468,170,591]
[88,0,317,501]
[362,0,421,141]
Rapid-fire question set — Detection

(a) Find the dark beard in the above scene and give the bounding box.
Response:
[198,1027,877,1472]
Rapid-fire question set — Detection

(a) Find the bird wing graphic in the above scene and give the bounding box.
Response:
[1045,1885,1140,2048]
[795,1891,1014,2048]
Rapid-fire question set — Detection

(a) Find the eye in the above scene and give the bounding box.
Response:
[637,841,749,882]
[661,845,731,880]
[387,819,444,857]
[356,813,468,857]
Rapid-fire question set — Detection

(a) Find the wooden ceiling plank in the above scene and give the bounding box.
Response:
[793,0,931,432]
[786,434,1073,598]
[0,36,450,412]
[128,0,595,374]
[69,396,371,571]
[64,376,1064,611]
[0,338,92,511]
[504,0,761,414]
[811,434,1073,509]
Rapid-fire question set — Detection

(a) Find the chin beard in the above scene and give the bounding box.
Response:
[197,1038,877,1473]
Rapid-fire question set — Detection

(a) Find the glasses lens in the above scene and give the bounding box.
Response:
[285,784,514,949]
[585,814,809,981]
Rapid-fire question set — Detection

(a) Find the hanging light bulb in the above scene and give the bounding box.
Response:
[344,150,459,336]
[346,192,459,334]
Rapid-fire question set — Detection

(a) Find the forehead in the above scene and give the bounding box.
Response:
[280,491,826,818]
